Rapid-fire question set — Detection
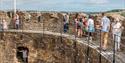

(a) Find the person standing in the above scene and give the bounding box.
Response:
[87,15,95,42]
[0,19,3,31]
[28,14,31,21]
[74,18,78,33]
[101,13,110,51]
[38,15,41,22]
[22,50,28,63]
[82,16,88,36]
[63,14,69,33]
[74,13,79,34]
[13,14,19,29]
[112,18,124,51]
[2,19,8,31]
[15,19,20,29]
[77,18,83,37]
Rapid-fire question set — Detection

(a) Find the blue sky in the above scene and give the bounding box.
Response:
[0,0,125,12]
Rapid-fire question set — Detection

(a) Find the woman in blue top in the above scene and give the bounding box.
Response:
[87,15,95,42]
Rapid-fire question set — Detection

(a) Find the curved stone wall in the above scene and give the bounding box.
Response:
[0,32,110,63]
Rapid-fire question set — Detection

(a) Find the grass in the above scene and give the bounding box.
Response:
[121,12,125,17]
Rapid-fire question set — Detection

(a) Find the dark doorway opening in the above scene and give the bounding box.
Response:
[16,47,29,63]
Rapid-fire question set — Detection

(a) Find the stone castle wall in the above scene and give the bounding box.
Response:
[0,32,110,63]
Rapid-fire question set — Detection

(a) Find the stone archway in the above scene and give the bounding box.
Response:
[16,46,29,63]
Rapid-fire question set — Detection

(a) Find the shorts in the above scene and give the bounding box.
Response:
[83,28,87,32]
[88,27,95,32]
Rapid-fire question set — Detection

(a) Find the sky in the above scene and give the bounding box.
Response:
[0,0,125,12]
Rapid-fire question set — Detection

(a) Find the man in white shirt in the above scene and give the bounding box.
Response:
[101,13,110,51]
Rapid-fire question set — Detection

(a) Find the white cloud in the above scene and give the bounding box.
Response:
[1,0,124,12]
[85,0,109,4]
[1,0,109,6]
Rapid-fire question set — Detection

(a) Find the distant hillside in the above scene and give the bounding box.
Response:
[107,9,125,12]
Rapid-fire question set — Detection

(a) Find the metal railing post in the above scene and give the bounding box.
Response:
[20,14,23,40]
[74,23,77,63]
[99,29,102,63]
[85,27,90,63]
[113,34,116,63]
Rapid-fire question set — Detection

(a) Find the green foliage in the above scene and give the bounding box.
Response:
[121,12,125,17]
[107,9,123,12]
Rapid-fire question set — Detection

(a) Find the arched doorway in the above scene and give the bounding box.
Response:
[16,47,29,63]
